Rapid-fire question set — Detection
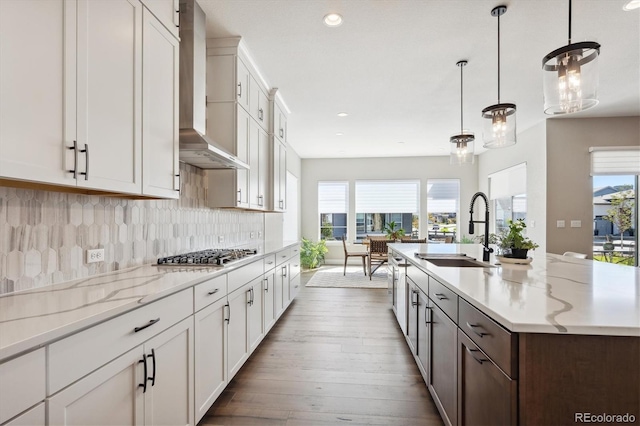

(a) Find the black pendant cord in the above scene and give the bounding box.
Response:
[497,12,501,103]
[460,64,464,133]
[568,0,572,44]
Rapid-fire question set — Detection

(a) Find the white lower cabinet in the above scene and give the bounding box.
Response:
[48,317,194,426]
[226,284,250,380]
[263,271,276,334]
[248,276,265,353]
[274,264,286,318]
[194,297,227,423]
[3,403,45,426]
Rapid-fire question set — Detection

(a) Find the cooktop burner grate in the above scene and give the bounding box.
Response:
[157,249,257,266]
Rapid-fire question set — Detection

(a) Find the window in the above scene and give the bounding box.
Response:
[355,180,419,240]
[318,181,348,240]
[590,147,639,267]
[426,179,460,241]
[489,163,527,234]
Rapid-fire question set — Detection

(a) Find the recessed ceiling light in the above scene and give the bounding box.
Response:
[336,132,344,136]
[323,13,343,27]
[337,112,348,117]
[623,0,640,10]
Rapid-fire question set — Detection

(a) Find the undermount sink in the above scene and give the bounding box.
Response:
[415,254,494,268]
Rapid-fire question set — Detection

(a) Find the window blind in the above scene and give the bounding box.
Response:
[318,181,348,213]
[426,179,459,213]
[488,163,527,200]
[355,180,419,213]
[590,147,640,175]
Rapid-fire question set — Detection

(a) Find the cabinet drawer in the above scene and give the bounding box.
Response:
[459,298,517,378]
[263,254,276,272]
[275,248,291,266]
[290,245,300,259]
[228,259,264,294]
[406,268,428,294]
[289,259,301,279]
[2,402,45,426]
[49,288,192,394]
[194,275,227,312]
[429,277,458,323]
[0,348,45,424]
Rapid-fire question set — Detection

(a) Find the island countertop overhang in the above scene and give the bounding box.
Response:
[389,243,640,337]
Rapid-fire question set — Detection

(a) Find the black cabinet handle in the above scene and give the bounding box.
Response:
[80,143,89,180]
[435,293,448,301]
[147,348,156,386]
[264,277,269,292]
[466,347,487,364]
[258,108,264,121]
[225,302,230,324]
[425,306,433,324]
[67,140,78,179]
[175,7,180,28]
[411,290,418,307]
[175,173,180,192]
[208,288,219,295]
[247,288,253,306]
[134,318,160,333]
[237,189,242,203]
[466,322,489,338]
[138,354,147,393]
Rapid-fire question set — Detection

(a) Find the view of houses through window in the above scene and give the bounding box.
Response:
[318,181,348,240]
[426,180,460,242]
[592,175,637,266]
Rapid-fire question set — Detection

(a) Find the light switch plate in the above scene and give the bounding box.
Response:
[557,220,565,228]
[218,236,224,243]
[571,220,582,228]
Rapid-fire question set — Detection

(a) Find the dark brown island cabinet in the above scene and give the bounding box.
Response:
[396,258,639,426]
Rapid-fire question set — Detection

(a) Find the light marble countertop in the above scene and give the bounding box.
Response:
[0,241,299,361]
[389,243,640,337]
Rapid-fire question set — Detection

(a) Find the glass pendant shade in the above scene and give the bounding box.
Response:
[542,42,600,114]
[450,133,475,165]
[482,103,516,148]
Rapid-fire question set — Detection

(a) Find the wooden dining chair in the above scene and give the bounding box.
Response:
[367,236,390,280]
[400,237,427,243]
[341,235,368,276]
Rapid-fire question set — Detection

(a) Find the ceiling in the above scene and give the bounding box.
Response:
[198,0,640,159]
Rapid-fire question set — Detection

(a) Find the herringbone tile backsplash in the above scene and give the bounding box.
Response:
[0,164,264,294]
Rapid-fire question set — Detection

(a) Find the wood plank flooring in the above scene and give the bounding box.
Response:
[198,267,442,426]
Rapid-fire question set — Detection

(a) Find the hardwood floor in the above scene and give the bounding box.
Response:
[198,267,442,426]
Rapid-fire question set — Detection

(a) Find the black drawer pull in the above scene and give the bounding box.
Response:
[134,318,160,333]
[466,322,489,338]
[225,302,230,324]
[466,347,487,364]
[425,306,433,324]
[434,293,448,301]
[208,288,219,295]
[138,354,147,392]
[147,348,156,386]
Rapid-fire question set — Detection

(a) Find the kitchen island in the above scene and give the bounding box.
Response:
[389,243,639,426]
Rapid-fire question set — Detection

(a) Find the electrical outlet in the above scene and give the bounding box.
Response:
[250,232,255,239]
[571,220,582,228]
[218,236,224,244]
[258,231,262,238]
[557,220,565,228]
[87,248,105,264]
[530,220,535,228]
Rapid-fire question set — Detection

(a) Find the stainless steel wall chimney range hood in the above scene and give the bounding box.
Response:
[179,0,249,170]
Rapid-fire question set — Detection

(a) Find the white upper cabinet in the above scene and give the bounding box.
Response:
[249,76,269,131]
[0,0,72,187]
[273,99,288,144]
[0,0,179,199]
[142,7,180,198]
[140,0,179,39]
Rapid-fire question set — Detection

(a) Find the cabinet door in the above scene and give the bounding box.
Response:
[142,8,179,198]
[249,76,268,129]
[289,270,300,301]
[227,286,250,380]
[143,317,194,426]
[457,330,517,426]
[76,0,142,194]
[140,0,178,39]
[275,103,287,142]
[194,297,227,423]
[0,0,74,187]
[428,301,457,426]
[248,120,261,210]
[258,127,269,209]
[263,273,276,333]
[236,106,250,207]
[3,402,45,426]
[236,58,250,112]
[417,289,430,383]
[395,268,407,335]
[274,265,284,318]
[281,264,291,309]
[48,346,145,426]
[271,139,287,212]
[248,277,264,353]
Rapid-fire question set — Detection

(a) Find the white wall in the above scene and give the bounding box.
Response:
[477,121,547,255]
[301,156,479,263]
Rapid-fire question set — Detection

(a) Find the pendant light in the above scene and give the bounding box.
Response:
[542,0,600,115]
[450,60,474,165]
[482,5,516,149]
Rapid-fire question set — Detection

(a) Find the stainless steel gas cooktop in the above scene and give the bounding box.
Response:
[156,248,257,267]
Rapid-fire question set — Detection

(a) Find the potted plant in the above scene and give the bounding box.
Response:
[384,221,406,241]
[498,219,539,259]
[300,238,329,269]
